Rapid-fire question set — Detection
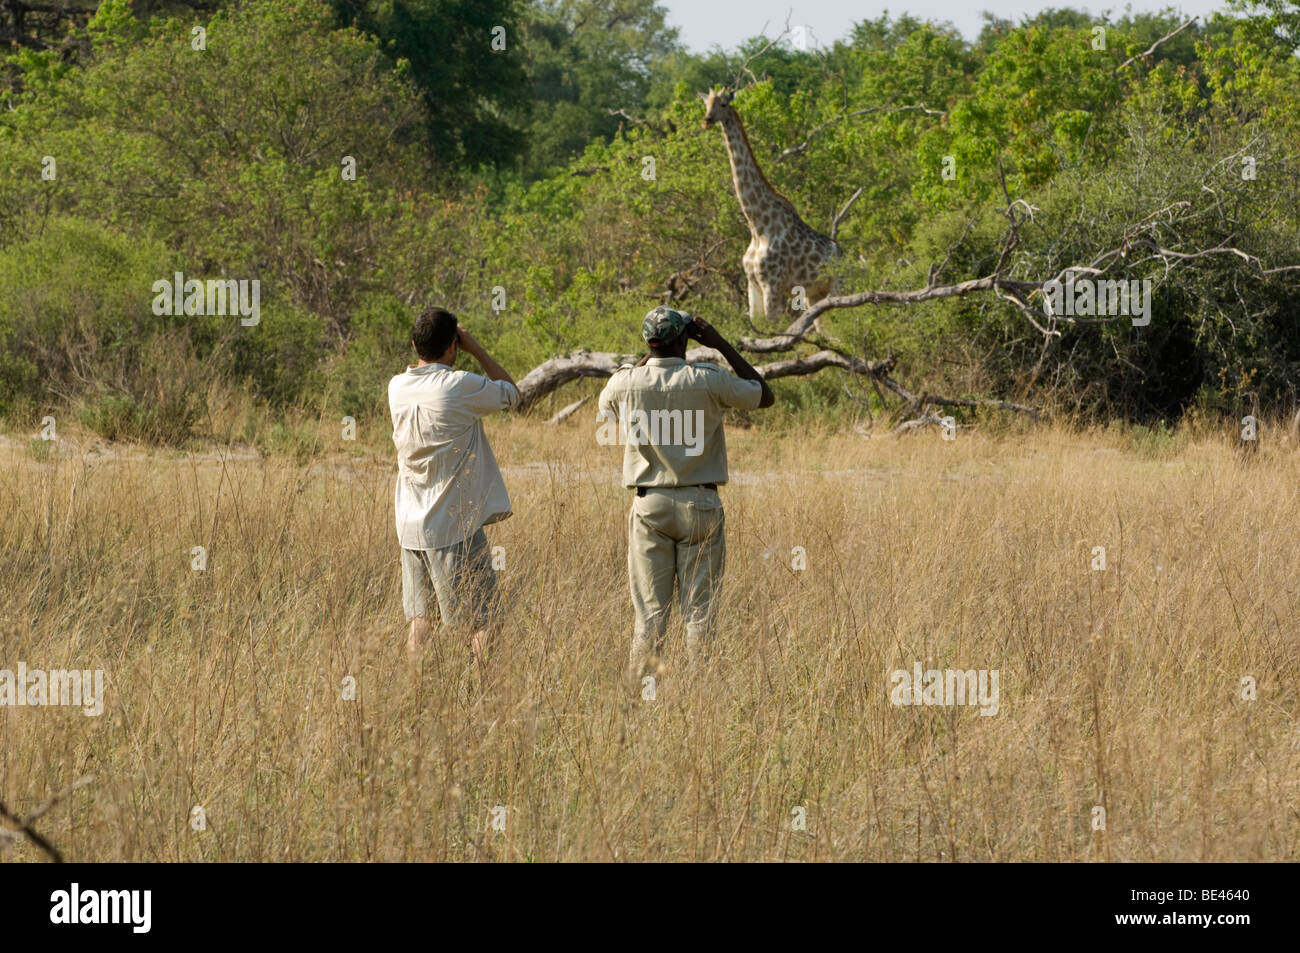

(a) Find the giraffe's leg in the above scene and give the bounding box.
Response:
[807,280,831,334]
[763,285,784,322]
[747,277,764,321]
[743,242,763,320]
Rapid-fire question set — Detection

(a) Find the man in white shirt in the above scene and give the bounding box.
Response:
[389,307,519,670]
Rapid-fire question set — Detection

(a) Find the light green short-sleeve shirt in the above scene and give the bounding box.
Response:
[597,357,763,488]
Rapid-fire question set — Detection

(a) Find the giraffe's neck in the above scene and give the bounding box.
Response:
[717,107,784,234]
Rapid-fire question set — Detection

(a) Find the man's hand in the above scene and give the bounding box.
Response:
[457,326,483,356]
[684,315,774,408]
[456,325,517,392]
[685,315,724,348]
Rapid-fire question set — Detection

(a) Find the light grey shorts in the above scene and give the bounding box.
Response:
[401,528,501,629]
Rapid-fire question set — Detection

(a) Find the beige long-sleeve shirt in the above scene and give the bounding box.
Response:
[597,357,763,488]
[389,362,518,550]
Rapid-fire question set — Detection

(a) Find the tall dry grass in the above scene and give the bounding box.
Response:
[1,413,1298,861]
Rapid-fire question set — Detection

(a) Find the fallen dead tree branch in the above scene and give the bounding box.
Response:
[890,413,970,437]
[514,345,1042,426]
[738,243,1294,353]
[514,348,899,412]
[547,396,590,424]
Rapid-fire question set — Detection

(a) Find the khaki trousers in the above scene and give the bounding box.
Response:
[626,485,726,683]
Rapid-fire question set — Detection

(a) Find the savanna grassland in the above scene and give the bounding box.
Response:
[3,412,1297,862]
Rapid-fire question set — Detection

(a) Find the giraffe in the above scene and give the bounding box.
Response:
[701,87,838,324]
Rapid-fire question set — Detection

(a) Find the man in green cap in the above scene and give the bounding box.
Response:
[597,307,774,693]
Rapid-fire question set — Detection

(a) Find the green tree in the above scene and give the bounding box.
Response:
[515,0,682,179]
[329,0,531,168]
[1,0,434,335]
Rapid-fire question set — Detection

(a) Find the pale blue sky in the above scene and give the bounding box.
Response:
[658,1,1235,49]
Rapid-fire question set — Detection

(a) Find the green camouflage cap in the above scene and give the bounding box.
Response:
[642,306,691,345]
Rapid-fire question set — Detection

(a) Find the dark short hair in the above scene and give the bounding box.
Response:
[412,307,458,361]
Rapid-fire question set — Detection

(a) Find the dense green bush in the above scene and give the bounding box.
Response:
[0,216,329,437]
[0,217,174,413]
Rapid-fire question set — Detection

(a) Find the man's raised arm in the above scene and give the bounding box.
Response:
[686,316,775,408]
[458,327,516,390]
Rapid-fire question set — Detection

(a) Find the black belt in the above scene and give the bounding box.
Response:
[636,483,717,496]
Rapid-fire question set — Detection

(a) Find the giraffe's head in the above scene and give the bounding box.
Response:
[699,87,735,129]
